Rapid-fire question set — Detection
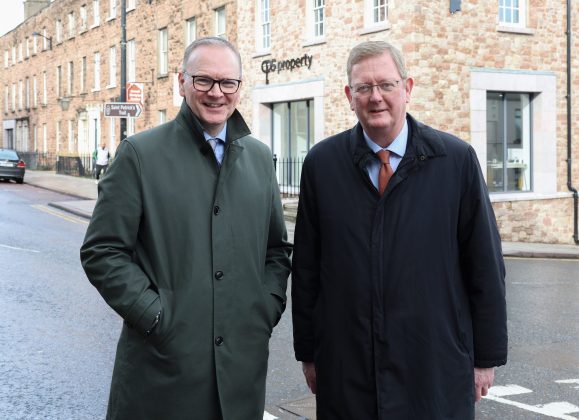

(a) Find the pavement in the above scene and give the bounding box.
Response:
[23,169,579,259]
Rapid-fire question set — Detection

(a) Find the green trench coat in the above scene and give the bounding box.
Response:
[80,100,292,420]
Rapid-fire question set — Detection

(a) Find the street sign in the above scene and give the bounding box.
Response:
[104,102,142,118]
[127,82,144,104]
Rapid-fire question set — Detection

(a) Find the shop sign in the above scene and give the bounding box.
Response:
[261,54,313,84]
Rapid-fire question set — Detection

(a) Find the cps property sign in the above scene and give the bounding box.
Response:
[104,102,142,118]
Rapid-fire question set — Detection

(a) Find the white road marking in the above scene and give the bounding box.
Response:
[538,402,579,415]
[31,204,88,225]
[556,379,579,389]
[489,384,533,397]
[263,411,278,420]
[0,243,40,253]
[484,395,579,419]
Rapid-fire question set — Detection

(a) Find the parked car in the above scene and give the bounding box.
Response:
[0,149,26,184]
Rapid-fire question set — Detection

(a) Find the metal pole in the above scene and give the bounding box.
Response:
[120,0,127,142]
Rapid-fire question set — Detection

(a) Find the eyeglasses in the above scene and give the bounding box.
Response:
[184,72,242,94]
[351,80,403,96]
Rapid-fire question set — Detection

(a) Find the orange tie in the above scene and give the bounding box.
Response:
[377,150,394,195]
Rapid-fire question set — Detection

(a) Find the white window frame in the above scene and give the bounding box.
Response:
[68,12,76,38]
[80,5,88,31]
[214,7,226,39]
[42,72,47,105]
[499,0,526,28]
[18,80,23,110]
[25,38,30,58]
[11,83,16,111]
[126,0,136,11]
[56,20,63,44]
[33,35,38,55]
[18,43,23,62]
[25,77,30,109]
[108,0,117,19]
[4,85,9,113]
[127,39,136,82]
[68,120,75,151]
[185,17,196,46]
[80,56,87,93]
[67,61,74,96]
[43,123,47,153]
[93,0,101,27]
[108,117,116,145]
[33,76,38,108]
[257,0,271,51]
[93,52,101,91]
[158,110,167,125]
[108,46,117,87]
[158,28,168,76]
[56,65,62,98]
[127,117,135,136]
[313,0,325,38]
[42,29,49,50]
[11,46,16,64]
[4,50,8,68]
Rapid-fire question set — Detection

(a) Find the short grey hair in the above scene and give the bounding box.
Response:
[346,41,407,84]
[181,37,242,78]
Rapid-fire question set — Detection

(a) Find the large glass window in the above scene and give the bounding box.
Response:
[486,92,532,192]
[271,100,314,189]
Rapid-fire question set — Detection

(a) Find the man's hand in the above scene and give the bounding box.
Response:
[302,362,317,394]
[474,367,495,402]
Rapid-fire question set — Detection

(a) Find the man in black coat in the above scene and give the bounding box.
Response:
[292,41,507,419]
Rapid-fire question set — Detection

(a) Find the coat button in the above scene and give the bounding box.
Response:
[215,336,224,346]
[215,271,224,280]
[213,206,220,215]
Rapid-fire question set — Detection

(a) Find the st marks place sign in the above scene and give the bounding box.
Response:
[261,53,313,84]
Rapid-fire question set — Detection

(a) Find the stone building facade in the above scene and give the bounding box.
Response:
[1,0,578,245]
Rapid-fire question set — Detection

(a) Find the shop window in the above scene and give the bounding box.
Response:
[486,92,532,193]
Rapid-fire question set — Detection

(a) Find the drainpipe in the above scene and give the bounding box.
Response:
[566,0,579,244]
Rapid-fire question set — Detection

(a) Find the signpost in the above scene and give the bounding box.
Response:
[104,102,142,118]
[126,82,144,105]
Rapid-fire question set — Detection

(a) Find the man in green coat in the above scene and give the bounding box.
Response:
[80,37,292,420]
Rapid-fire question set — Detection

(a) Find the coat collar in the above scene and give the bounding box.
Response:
[175,99,251,154]
[351,113,447,166]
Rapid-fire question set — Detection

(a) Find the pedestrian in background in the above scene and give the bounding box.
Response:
[80,37,292,420]
[93,142,110,184]
[292,40,507,419]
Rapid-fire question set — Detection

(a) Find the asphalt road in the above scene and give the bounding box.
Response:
[1,181,578,419]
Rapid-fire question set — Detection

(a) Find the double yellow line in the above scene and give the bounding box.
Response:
[31,204,89,225]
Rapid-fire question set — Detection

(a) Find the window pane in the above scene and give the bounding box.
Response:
[487,92,532,193]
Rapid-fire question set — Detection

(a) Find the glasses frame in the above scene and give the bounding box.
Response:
[183,72,242,94]
[350,79,404,96]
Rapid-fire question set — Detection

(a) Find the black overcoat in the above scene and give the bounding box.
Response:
[292,115,507,419]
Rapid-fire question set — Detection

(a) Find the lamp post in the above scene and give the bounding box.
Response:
[120,0,127,142]
[31,31,52,50]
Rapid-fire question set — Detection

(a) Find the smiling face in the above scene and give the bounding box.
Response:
[178,45,241,137]
[345,51,413,147]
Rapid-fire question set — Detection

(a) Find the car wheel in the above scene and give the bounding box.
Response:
[16,178,24,184]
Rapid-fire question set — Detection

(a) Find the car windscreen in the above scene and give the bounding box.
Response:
[0,150,19,160]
